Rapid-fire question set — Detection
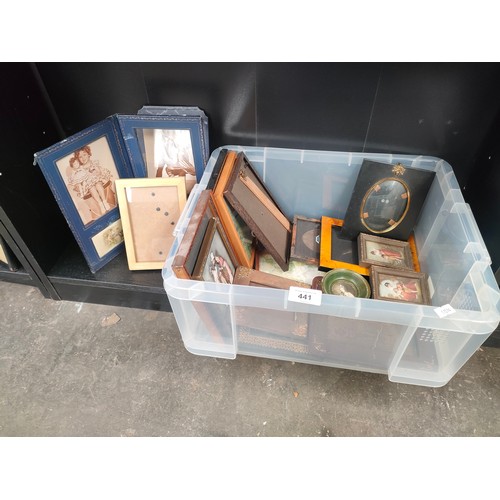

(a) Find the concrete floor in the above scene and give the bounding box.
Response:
[0,279,499,437]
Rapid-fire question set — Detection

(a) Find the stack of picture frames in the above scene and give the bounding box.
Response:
[170,150,437,358]
[317,157,435,305]
[34,107,209,273]
[172,152,436,300]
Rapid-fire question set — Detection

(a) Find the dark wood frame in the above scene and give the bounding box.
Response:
[171,189,217,279]
[211,150,256,268]
[290,215,321,264]
[224,152,291,271]
[191,217,238,283]
[233,266,311,289]
[370,265,431,305]
[358,233,414,271]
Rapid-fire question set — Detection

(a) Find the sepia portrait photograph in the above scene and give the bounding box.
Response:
[56,136,119,226]
[141,128,196,195]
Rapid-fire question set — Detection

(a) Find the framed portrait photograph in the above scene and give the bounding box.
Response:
[192,217,238,284]
[358,233,414,270]
[319,216,369,276]
[34,117,134,273]
[224,152,291,272]
[370,265,431,305]
[211,150,256,268]
[340,159,436,241]
[115,177,187,271]
[171,189,217,279]
[115,114,209,195]
[136,105,210,163]
[290,215,321,264]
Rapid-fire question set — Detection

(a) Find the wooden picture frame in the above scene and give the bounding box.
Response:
[34,117,134,273]
[370,265,431,305]
[171,189,217,279]
[211,150,256,268]
[191,217,238,283]
[233,266,311,289]
[223,152,291,271]
[319,216,369,276]
[115,177,187,271]
[290,215,321,264]
[358,233,414,270]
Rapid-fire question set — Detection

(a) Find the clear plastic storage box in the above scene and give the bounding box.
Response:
[162,146,500,387]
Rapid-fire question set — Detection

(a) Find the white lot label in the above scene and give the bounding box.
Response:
[288,287,322,306]
[434,304,456,318]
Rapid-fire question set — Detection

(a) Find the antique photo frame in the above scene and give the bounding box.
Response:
[191,217,238,283]
[224,152,291,271]
[290,215,321,264]
[115,114,208,194]
[171,189,217,279]
[115,177,187,271]
[358,233,414,270]
[370,265,431,305]
[211,150,256,268]
[319,216,369,276]
[340,159,436,241]
[34,117,134,273]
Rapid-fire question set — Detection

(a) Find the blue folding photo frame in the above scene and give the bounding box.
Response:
[115,114,208,185]
[34,117,134,273]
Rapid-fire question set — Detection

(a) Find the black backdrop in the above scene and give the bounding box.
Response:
[1,62,499,275]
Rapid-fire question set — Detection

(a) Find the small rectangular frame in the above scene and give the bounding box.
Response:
[223,152,291,271]
[191,217,239,283]
[370,265,431,305]
[358,233,414,270]
[115,177,187,271]
[290,215,321,264]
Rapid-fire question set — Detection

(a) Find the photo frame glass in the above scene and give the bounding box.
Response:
[115,178,187,271]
